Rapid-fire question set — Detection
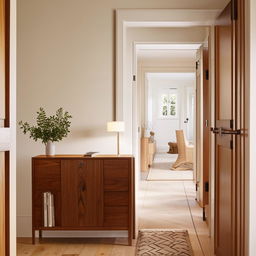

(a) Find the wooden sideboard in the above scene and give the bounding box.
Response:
[141,137,156,172]
[32,155,135,245]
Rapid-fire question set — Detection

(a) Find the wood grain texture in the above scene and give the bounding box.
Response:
[17,237,136,256]
[140,138,156,172]
[104,192,129,206]
[32,159,61,228]
[0,0,5,120]
[18,178,211,255]
[61,159,103,227]
[32,156,135,245]
[235,0,246,255]
[104,207,128,227]
[214,3,242,255]
[103,159,129,191]
[0,152,5,256]
[0,0,10,254]
[33,155,133,159]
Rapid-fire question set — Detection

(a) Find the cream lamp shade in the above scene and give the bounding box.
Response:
[107,121,125,132]
[107,121,125,155]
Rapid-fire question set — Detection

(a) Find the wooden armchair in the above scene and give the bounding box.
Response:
[171,130,194,170]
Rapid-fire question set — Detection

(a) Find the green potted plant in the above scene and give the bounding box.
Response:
[19,107,72,155]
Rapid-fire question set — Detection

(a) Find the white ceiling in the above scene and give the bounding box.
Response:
[136,43,202,50]
[146,72,195,80]
[137,49,197,61]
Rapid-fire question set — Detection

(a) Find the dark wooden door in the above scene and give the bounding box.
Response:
[61,159,103,227]
[214,2,243,255]
[0,0,10,255]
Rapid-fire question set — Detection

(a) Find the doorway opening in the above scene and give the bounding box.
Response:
[116,5,247,254]
[135,41,210,254]
[141,72,195,180]
[115,9,216,255]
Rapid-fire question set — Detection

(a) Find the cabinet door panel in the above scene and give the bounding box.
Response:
[61,159,103,227]
[104,159,129,191]
[33,159,61,227]
[33,159,61,190]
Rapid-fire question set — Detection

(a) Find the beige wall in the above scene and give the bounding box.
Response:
[17,0,229,237]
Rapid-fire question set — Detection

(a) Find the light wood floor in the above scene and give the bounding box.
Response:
[17,166,211,255]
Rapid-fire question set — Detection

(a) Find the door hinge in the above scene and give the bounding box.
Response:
[205,70,209,80]
[230,120,234,129]
[205,182,209,192]
[196,61,199,70]
[196,183,198,191]
[133,75,136,82]
[203,207,206,221]
[231,0,238,20]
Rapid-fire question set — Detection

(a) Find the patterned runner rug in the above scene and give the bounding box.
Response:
[136,229,194,256]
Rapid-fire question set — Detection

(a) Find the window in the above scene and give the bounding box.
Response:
[159,90,178,118]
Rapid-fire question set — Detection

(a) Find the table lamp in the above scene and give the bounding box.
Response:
[107,121,125,155]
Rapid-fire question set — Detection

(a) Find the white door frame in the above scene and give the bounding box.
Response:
[116,8,220,252]
[116,9,221,122]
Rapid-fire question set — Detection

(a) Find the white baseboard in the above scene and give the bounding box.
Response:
[39,230,128,238]
[17,216,128,238]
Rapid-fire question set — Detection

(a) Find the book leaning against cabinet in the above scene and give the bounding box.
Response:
[43,192,55,227]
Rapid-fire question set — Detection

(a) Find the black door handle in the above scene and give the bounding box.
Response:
[211,127,219,134]
[211,127,241,136]
[219,129,241,135]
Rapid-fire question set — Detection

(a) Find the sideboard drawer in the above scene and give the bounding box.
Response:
[32,159,61,228]
[104,206,128,227]
[33,159,61,191]
[103,159,129,191]
[104,191,129,206]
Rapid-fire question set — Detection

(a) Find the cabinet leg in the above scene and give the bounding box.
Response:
[32,229,35,245]
[128,229,132,246]
[133,227,136,239]
[39,230,42,240]
[203,207,206,221]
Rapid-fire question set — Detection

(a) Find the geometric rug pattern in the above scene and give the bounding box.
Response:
[136,229,194,256]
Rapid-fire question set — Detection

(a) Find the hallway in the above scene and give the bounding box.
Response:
[138,179,211,255]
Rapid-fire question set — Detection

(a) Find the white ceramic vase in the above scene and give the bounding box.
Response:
[45,141,55,156]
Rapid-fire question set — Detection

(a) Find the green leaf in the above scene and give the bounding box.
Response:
[18,107,72,144]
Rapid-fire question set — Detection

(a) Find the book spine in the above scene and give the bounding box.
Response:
[47,192,53,227]
[50,193,55,227]
[43,192,48,227]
